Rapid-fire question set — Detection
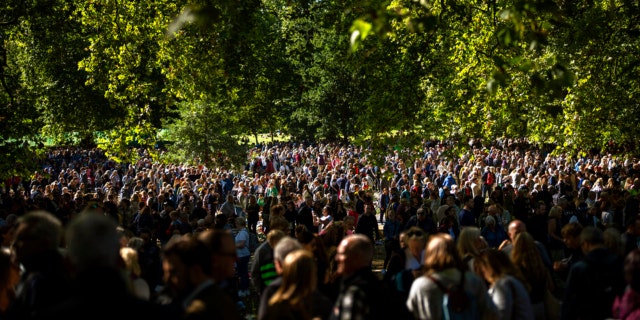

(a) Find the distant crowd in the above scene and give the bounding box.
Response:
[1,139,640,319]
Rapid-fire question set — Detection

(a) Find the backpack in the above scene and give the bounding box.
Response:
[427,272,478,320]
[486,171,495,185]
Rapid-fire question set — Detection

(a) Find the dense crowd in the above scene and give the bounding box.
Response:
[1,139,640,319]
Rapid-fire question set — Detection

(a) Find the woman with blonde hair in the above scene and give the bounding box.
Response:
[119,247,150,300]
[511,232,555,320]
[547,205,565,262]
[406,233,498,320]
[457,226,488,272]
[265,250,318,320]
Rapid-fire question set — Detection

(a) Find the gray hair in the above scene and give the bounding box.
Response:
[17,210,63,250]
[273,236,303,263]
[66,213,120,272]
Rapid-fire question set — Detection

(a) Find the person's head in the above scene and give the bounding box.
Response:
[579,226,605,254]
[343,215,355,231]
[405,227,427,259]
[269,215,290,234]
[335,234,373,276]
[486,204,499,217]
[65,212,121,273]
[322,205,331,217]
[385,209,396,221]
[423,233,463,274]
[507,219,527,241]
[273,236,303,274]
[12,210,63,266]
[475,248,526,286]
[604,227,623,256]
[484,215,496,229]
[268,249,317,307]
[162,234,212,300]
[235,216,246,229]
[197,229,237,281]
[266,229,286,249]
[120,246,142,278]
[457,226,485,258]
[548,205,562,220]
[561,222,583,249]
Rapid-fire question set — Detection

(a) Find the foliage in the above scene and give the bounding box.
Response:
[1,0,640,181]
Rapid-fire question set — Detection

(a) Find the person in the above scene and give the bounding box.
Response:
[382,209,402,273]
[385,227,427,301]
[354,204,380,243]
[161,233,241,320]
[258,236,332,320]
[612,248,640,319]
[245,194,261,234]
[196,228,240,300]
[41,212,174,320]
[553,222,584,284]
[481,215,507,249]
[342,215,355,236]
[263,250,321,320]
[622,215,640,258]
[220,194,237,219]
[458,196,476,229]
[0,249,19,317]
[120,246,151,300]
[250,229,286,295]
[474,248,534,320]
[331,234,409,320]
[404,207,437,235]
[510,232,554,320]
[131,227,163,300]
[499,219,552,271]
[295,225,331,296]
[547,205,565,262]
[296,197,315,234]
[317,205,333,234]
[378,187,390,223]
[561,226,625,320]
[457,226,488,272]
[233,216,251,298]
[406,233,498,320]
[8,210,72,320]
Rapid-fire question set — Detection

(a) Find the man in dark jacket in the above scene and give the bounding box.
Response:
[296,197,315,234]
[404,207,437,235]
[561,226,625,320]
[331,234,410,320]
[355,204,380,243]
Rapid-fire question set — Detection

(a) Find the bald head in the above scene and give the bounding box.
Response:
[335,234,373,276]
[508,220,527,240]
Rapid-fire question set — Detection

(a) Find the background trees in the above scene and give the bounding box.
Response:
[1,0,639,180]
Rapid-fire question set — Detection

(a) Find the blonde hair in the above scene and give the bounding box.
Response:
[268,249,317,307]
[120,247,142,277]
[267,229,286,247]
[457,226,482,258]
[548,205,562,219]
[510,232,549,291]
[423,233,463,274]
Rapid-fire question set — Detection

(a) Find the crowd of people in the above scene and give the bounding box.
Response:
[1,138,640,319]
